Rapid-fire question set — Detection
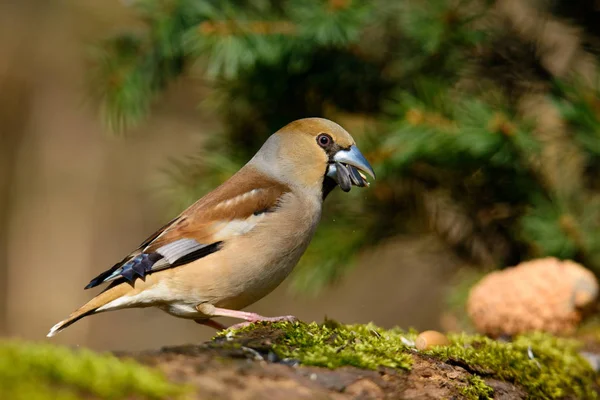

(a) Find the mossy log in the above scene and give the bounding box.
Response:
[3,320,600,399]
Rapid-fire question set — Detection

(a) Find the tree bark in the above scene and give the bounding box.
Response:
[120,325,529,400]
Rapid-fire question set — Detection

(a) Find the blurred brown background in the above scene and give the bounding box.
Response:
[0,0,459,351]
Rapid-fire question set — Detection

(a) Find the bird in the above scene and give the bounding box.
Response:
[47,117,375,337]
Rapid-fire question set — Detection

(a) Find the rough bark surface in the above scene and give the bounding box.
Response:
[119,326,528,400]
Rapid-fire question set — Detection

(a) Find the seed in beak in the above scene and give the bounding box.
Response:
[358,171,370,187]
[348,166,365,186]
[335,162,352,192]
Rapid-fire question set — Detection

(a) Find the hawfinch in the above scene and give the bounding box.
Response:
[47,118,375,337]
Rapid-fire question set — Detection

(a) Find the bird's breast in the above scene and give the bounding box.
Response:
[164,192,322,313]
[215,202,320,309]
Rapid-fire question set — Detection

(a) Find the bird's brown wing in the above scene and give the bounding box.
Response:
[85,166,290,289]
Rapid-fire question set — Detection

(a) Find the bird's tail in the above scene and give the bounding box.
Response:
[47,282,130,337]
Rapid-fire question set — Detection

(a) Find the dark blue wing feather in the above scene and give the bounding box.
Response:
[84,241,223,289]
[85,253,162,289]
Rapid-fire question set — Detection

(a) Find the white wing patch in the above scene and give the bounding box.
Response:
[155,238,209,264]
[213,189,262,211]
[212,213,266,241]
[209,188,272,241]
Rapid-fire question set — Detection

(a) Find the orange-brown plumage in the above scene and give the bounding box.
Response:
[47,118,375,337]
[147,167,291,249]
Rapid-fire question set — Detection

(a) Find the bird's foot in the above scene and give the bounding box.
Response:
[228,315,298,330]
[196,306,298,330]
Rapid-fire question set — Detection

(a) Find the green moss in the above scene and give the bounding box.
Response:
[427,332,598,399]
[224,321,599,398]
[460,375,494,400]
[222,320,414,370]
[0,339,188,400]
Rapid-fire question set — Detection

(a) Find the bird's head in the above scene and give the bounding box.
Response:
[256,117,375,198]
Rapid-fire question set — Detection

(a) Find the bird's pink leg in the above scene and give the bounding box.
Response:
[210,307,297,330]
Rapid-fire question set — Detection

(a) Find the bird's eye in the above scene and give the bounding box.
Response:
[317,133,332,148]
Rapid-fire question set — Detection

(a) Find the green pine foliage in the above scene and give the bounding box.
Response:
[90,0,600,292]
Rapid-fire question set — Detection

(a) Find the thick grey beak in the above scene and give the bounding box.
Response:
[326,145,376,192]
[333,145,376,180]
